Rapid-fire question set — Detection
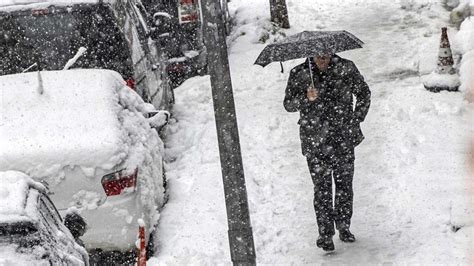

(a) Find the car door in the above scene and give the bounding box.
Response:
[126,0,173,110]
[112,1,151,103]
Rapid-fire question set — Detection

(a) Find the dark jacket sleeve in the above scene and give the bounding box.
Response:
[347,62,371,122]
[283,68,312,112]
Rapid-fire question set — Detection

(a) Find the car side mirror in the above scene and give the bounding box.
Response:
[148,110,170,129]
[64,212,87,239]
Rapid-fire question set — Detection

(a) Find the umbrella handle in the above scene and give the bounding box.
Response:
[280,62,284,73]
[308,58,315,88]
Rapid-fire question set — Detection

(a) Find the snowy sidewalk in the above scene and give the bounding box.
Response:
[151,0,472,264]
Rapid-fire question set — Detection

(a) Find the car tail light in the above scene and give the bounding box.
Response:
[178,0,199,23]
[166,62,187,73]
[32,9,49,16]
[126,78,136,91]
[101,169,138,196]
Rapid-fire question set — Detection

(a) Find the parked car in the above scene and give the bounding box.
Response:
[0,171,89,265]
[0,0,174,110]
[0,69,169,263]
[142,0,231,88]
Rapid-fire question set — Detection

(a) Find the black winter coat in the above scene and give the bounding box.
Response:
[284,55,371,158]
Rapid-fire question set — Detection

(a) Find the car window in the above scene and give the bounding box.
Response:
[0,6,134,78]
[0,222,37,237]
[40,196,63,224]
[38,198,60,231]
[132,2,150,36]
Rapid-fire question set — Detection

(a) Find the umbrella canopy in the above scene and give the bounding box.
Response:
[254,30,364,67]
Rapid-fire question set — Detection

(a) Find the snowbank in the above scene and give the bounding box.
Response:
[451,5,474,254]
[422,71,461,89]
[228,1,286,46]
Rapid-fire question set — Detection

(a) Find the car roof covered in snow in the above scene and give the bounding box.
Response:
[0,0,115,11]
[0,69,130,178]
[0,171,45,223]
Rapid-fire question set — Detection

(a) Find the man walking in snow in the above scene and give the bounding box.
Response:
[284,54,371,251]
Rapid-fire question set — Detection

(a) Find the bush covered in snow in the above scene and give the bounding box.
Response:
[228,4,286,45]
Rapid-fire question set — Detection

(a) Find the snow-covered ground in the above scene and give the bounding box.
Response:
[151,0,473,264]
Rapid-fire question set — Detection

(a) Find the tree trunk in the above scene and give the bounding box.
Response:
[269,0,290,29]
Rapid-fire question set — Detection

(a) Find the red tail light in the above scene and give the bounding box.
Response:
[101,169,138,196]
[32,9,49,16]
[166,63,184,72]
[126,78,136,91]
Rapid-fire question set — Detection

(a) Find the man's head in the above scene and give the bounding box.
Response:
[313,55,332,71]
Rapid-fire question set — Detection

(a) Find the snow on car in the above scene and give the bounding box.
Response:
[0,171,88,265]
[0,69,168,260]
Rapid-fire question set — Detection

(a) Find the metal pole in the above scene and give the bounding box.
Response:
[201,0,256,265]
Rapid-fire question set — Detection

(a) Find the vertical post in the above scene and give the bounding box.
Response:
[269,0,290,29]
[201,0,256,265]
[137,220,146,266]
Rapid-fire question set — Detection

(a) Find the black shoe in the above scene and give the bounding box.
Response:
[316,236,335,252]
[339,229,355,242]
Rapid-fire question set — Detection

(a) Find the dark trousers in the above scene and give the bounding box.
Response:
[306,148,354,237]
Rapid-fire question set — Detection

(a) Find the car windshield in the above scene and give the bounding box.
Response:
[0,222,37,237]
[0,6,133,78]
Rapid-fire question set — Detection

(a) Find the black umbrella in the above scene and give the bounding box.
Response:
[254,30,364,67]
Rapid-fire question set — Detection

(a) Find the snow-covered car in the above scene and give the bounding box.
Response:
[142,0,231,88]
[0,69,169,263]
[0,0,174,110]
[0,171,89,265]
[143,0,207,88]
